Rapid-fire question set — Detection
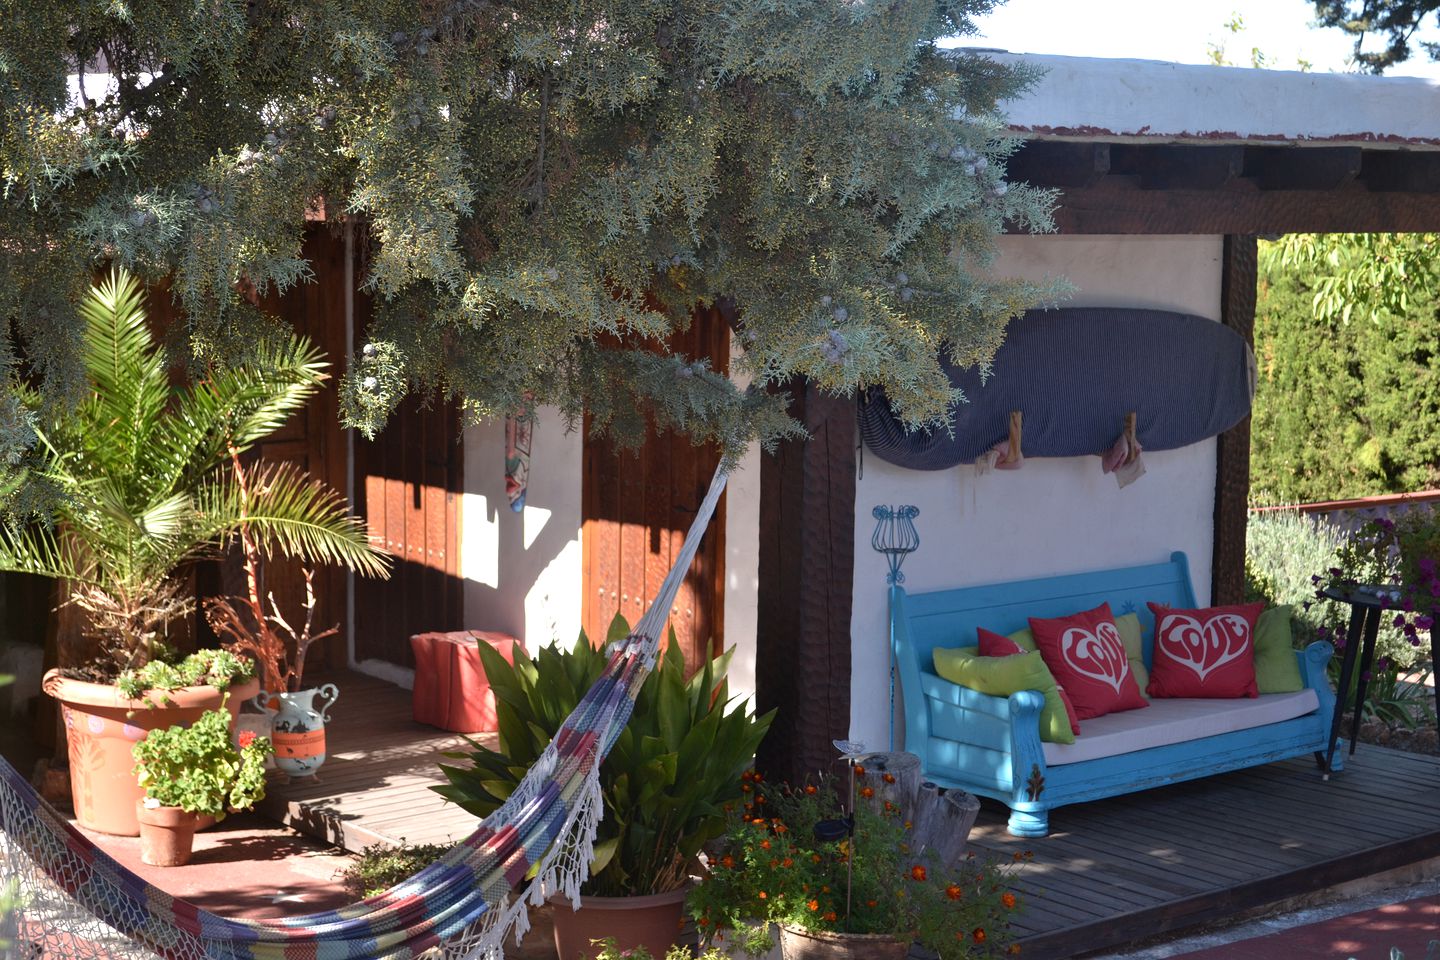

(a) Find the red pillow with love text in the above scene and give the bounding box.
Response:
[1028,604,1149,720]
[977,628,1081,734]
[1146,602,1263,699]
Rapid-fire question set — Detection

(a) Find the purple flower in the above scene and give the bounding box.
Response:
[1329,567,1344,578]
[1361,670,1372,682]
[1394,614,1407,629]
[1377,517,1395,531]
[1417,615,1435,631]
[1419,556,1436,576]
[1377,657,1390,671]
[1302,601,1313,612]
[1403,596,1415,612]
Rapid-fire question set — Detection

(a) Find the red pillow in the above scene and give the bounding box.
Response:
[1147,602,1264,699]
[976,628,1081,735]
[1028,604,1149,720]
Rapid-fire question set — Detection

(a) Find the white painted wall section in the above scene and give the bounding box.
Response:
[850,234,1224,750]
[461,406,584,653]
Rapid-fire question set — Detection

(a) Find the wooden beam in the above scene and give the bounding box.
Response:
[1045,181,1440,234]
[1007,141,1111,189]
[1212,235,1256,606]
[1137,146,1244,191]
[1246,146,1362,191]
[1361,150,1440,192]
[755,381,855,784]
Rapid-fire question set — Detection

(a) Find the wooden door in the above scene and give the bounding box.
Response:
[581,309,728,671]
[353,395,465,667]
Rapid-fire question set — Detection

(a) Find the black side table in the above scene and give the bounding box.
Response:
[1319,584,1392,776]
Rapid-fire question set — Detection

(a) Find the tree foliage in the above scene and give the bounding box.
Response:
[1250,235,1440,504]
[0,0,1058,484]
[1313,0,1440,72]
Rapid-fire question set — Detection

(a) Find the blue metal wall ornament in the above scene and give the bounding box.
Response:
[873,505,919,748]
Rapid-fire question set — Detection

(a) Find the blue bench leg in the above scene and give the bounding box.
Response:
[1007,807,1049,838]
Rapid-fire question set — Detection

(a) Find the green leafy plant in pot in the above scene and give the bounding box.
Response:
[437,615,774,960]
[4,269,388,835]
[131,704,273,866]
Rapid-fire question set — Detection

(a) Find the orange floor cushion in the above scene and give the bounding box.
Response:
[410,630,518,733]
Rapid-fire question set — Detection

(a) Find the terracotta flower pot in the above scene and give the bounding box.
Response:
[43,669,259,836]
[778,924,910,960]
[136,800,203,867]
[550,886,689,960]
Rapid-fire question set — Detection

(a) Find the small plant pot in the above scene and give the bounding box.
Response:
[136,801,204,867]
[549,886,689,960]
[778,924,910,960]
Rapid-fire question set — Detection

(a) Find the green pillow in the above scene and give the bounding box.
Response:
[932,647,1076,745]
[1010,612,1150,696]
[1254,605,1304,693]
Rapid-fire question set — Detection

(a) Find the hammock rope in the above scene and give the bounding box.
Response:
[1,463,730,960]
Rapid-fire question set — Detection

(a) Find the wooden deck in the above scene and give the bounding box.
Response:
[257,673,1440,958]
[257,670,492,851]
[970,745,1440,959]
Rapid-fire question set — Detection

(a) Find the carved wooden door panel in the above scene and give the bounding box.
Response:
[581,309,728,671]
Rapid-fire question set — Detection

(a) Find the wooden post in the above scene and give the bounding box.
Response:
[909,781,981,870]
[857,751,921,814]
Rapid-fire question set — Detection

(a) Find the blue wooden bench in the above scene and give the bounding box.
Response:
[891,552,1338,837]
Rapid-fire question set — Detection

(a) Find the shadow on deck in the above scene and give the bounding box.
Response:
[257,669,491,852]
[259,673,1440,958]
[969,745,1440,958]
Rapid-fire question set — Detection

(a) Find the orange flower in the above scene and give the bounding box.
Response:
[807,899,819,912]
[753,817,768,825]
[859,787,874,799]
[742,770,754,782]
[720,855,736,869]
[761,839,772,850]
[775,823,788,834]
[769,859,779,868]
[910,865,927,882]
[853,764,866,776]
[972,928,987,944]
[1008,945,1022,955]
[754,772,764,783]
[741,784,752,793]
[811,854,823,864]
[805,784,818,795]
[1012,851,1024,862]
[865,899,877,908]
[758,891,767,900]
[756,795,766,805]
[782,858,794,868]
[823,912,837,922]
[945,884,962,901]
[1002,892,1017,910]
[698,917,710,927]
[821,885,831,894]
[903,821,912,830]
[883,801,894,812]
[882,773,896,784]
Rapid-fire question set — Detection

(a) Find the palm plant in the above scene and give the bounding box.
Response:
[0,268,389,676]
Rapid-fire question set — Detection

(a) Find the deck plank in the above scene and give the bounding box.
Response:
[254,671,1440,958]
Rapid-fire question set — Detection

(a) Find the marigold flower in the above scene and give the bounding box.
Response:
[812,854,823,863]
[756,795,766,805]
[769,859,779,868]
[1012,852,1024,862]
[882,773,896,784]
[821,886,831,894]
[910,865,927,882]
[742,770,754,782]
[883,801,894,812]
[945,884,962,901]
[823,912,837,922]
[698,917,710,927]
[1002,892,1017,909]
[720,855,736,869]
[754,772,764,783]
[854,764,866,776]
[973,928,987,944]
[761,839,771,850]
[807,900,819,912]
[866,900,877,908]
[782,858,794,868]
[860,787,874,799]
[1008,945,1022,955]
[805,785,818,795]
[758,891,767,900]
[741,784,752,793]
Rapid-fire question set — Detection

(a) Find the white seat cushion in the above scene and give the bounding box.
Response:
[1041,689,1320,766]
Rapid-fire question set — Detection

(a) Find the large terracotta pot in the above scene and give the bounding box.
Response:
[43,669,259,836]
[778,925,910,960]
[550,887,689,960]
[136,800,203,867]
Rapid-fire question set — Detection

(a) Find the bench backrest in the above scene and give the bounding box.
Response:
[893,551,1199,680]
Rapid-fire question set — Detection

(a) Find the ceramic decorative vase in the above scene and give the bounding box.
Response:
[252,684,338,777]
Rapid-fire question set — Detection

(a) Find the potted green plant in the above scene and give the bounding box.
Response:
[130,705,273,866]
[436,615,774,960]
[688,767,1027,960]
[3,269,388,835]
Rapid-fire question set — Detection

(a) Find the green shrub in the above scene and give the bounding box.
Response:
[131,706,271,818]
[1245,509,1347,638]
[341,842,451,898]
[115,648,256,703]
[437,617,774,898]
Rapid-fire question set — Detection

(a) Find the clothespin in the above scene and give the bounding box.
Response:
[1101,411,1145,488]
[991,410,1024,471]
[1122,412,1139,466]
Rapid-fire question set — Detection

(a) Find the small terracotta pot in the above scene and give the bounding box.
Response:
[549,886,689,960]
[778,924,910,960]
[44,670,258,836]
[136,801,203,867]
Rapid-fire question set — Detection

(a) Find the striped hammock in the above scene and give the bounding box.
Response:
[0,466,729,960]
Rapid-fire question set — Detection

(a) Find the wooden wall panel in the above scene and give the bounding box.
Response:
[1212,235,1258,606]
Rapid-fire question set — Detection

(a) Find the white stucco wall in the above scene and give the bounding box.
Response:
[461,406,585,652]
[849,234,1224,750]
[459,399,763,707]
